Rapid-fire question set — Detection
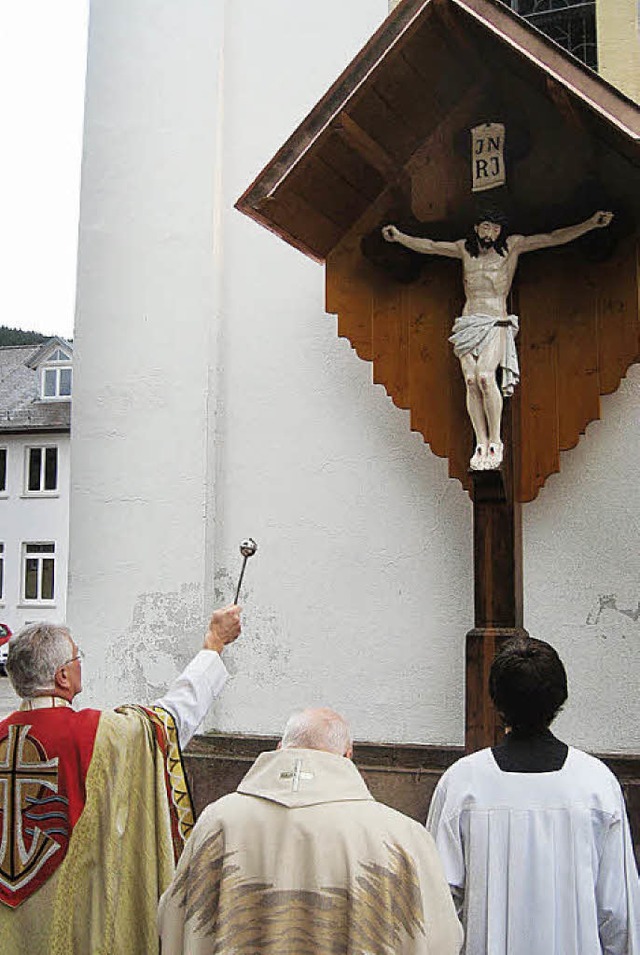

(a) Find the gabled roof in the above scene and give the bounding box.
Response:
[26,336,73,370]
[235,0,640,261]
[0,341,72,434]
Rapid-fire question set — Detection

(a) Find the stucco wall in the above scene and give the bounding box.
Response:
[70,0,469,746]
[524,365,640,754]
[70,0,228,702]
[70,0,639,751]
[597,0,640,103]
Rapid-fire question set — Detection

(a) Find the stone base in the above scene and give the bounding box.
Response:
[184,732,640,865]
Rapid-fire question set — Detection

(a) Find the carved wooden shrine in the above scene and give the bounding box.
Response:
[236,0,640,751]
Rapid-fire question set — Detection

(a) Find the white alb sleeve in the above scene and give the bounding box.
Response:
[426,774,466,895]
[595,788,640,955]
[155,650,228,749]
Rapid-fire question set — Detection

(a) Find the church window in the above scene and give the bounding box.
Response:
[23,543,56,602]
[505,1,598,70]
[25,446,58,494]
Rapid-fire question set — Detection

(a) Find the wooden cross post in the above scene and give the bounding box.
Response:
[465,396,528,753]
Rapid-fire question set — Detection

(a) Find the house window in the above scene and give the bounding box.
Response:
[26,447,58,493]
[40,345,73,400]
[505,1,597,70]
[0,449,6,493]
[43,366,72,399]
[0,544,4,600]
[23,543,55,602]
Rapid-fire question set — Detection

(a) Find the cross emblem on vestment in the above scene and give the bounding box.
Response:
[279,759,314,792]
[0,724,61,889]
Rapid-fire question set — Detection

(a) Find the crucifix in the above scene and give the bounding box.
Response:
[235,0,640,757]
[355,163,624,753]
[378,161,613,750]
[381,209,613,470]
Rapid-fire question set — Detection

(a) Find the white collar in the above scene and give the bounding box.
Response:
[19,696,73,711]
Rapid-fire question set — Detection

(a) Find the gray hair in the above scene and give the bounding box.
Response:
[281,707,352,756]
[6,622,73,699]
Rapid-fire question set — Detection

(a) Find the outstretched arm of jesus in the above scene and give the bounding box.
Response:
[382,224,463,259]
[515,210,613,254]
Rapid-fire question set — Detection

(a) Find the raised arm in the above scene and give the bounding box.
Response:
[155,604,241,748]
[382,224,463,259]
[516,210,613,254]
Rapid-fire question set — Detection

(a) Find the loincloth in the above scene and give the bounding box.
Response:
[449,313,519,397]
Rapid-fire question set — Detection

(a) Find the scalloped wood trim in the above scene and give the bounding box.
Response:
[326,235,639,503]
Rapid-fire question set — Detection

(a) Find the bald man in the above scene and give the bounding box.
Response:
[159,707,462,954]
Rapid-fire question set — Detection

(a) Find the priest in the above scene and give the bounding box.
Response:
[0,604,241,955]
[158,706,463,954]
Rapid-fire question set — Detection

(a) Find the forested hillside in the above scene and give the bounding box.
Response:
[0,326,51,347]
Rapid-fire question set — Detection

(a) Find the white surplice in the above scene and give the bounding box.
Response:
[427,747,640,955]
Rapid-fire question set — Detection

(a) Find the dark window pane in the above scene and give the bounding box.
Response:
[504,1,597,70]
[44,369,57,397]
[0,557,3,599]
[45,448,58,490]
[28,449,42,491]
[41,560,55,600]
[59,368,72,396]
[25,559,38,599]
[0,449,6,491]
[26,543,55,554]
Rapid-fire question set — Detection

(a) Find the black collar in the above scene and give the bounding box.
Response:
[492,728,568,773]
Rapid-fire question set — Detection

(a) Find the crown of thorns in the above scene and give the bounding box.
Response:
[474,206,509,228]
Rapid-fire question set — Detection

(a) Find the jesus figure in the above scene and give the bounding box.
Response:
[382,209,613,470]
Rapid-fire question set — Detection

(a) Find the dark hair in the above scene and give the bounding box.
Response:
[489,637,568,734]
[465,208,510,258]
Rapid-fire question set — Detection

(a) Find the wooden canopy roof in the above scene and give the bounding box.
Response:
[236,0,640,502]
[236,0,640,259]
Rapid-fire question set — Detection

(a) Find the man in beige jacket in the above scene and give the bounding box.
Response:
[158,707,462,954]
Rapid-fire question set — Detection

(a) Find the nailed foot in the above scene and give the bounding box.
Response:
[485,442,503,469]
[469,445,487,470]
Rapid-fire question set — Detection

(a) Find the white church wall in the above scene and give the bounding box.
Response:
[70,0,228,701]
[70,0,471,746]
[70,0,640,752]
[524,364,640,754]
[200,0,472,745]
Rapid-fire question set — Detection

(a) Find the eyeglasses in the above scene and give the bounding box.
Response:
[56,648,85,671]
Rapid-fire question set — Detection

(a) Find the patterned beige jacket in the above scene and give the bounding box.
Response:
[158,747,463,954]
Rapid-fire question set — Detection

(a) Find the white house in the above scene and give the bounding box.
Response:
[69,0,639,759]
[0,338,72,633]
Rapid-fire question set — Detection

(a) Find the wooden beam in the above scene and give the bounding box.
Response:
[334,112,402,185]
[465,398,528,752]
[545,76,590,135]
